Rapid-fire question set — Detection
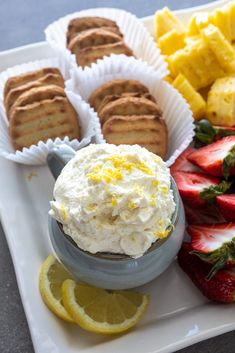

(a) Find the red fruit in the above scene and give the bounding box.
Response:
[184,204,225,224]
[187,223,235,278]
[188,136,235,178]
[173,171,221,207]
[170,148,201,173]
[216,194,235,222]
[178,242,235,303]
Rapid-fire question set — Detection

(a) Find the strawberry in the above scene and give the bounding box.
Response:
[173,171,231,208]
[170,148,201,174]
[184,204,225,224]
[187,223,235,279]
[188,136,235,178]
[216,195,235,222]
[178,242,235,303]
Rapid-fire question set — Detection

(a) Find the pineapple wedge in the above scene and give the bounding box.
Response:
[168,38,225,90]
[164,75,174,84]
[158,29,185,55]
[227,1,235,41]
[213,7,232,41]
[154,7,185,39]
[201,24,235,73]
[187,12,214,36]
[207,77,235,126]
[172,74,206,120]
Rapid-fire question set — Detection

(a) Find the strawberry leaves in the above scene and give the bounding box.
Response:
[200,180,232,204]
[222,145,235,179]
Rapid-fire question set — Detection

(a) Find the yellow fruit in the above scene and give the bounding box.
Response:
[227,1,235,41]
[154,7,185,39]
[164,75,174,84]
[168,38,225,89]
[201,24,235,72]
[187,12,214,36]
[39,254,74,322]
[206,76,235,126]
[213,7,231,41]
[172,74,206,120]
[62,279,149,334]
[158,29,185,55]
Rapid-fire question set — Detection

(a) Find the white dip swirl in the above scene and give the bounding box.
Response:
[49,144,176,258]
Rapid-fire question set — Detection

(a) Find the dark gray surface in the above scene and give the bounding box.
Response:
[0,0,234,352]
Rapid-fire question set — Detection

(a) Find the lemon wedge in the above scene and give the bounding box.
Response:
[62,279,149,334]
[39,254,74,323]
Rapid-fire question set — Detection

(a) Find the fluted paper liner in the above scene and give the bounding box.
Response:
[67,54,194,166]
[45,7,168,76]
[0,48,99,165]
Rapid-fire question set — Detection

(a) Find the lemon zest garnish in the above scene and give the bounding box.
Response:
[154,229,169,239]
[158,219,164,227]
[111,195,118,207]
[61,205,67,221]
[134,184,144,196]
[150,194,156,207]
[152,179,159,188]
[128,201,138,209]
[161,186,168,194]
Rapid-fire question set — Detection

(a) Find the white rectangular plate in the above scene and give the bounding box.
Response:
[0,1,234,353]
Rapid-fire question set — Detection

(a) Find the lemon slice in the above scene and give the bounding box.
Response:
[62,279,149,334]
[39,254,74,322]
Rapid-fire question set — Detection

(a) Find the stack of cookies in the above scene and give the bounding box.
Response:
[89,79,168,159]
[66,17,133,67]
[4,67,80,151]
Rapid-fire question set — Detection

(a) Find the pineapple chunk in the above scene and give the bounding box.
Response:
[172,74,206,120]
[154,7,185,39]
[206,77,235,126]
[158,29,185,55]
[187,12,214,36]
[213,7,232,41]
[164,75,174,84]
[227,1,235,41]
[201,24,235,72]
[167,38,225,90]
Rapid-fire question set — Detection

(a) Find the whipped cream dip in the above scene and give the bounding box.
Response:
[49,144,175,258]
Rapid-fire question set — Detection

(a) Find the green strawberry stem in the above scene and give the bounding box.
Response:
[200,180,232,204]
[194,119,235,147]
[206,256,229,281]
[222,145,235,180]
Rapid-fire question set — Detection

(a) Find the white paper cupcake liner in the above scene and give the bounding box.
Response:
[0,49,97,165]
[67,54,195,167]
[45,7,168,77]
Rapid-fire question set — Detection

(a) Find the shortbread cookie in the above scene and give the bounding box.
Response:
[97,92,156,113]
[67,16,121,44]
[73,41,133,67]
[9,96,80,150]
[4,67,63,98]
[99,96,162,125]
[4,73,64,114]
[89,79,149,111]
[102,115,168,158]
[8,85,66,118]
[68,28,122,52]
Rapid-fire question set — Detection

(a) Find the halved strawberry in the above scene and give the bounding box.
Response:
[216,195,235,222]
[187,223,235,279]
[184,204,225,224]
[178,242,235,303]
[173,171,230,208]
[170,148,201,174]
[188,136,235,178]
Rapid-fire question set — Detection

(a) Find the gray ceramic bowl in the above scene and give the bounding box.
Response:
[47,145,185,290]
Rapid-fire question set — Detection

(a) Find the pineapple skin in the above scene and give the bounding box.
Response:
[172,74,206,120]
[206,77,235,127]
